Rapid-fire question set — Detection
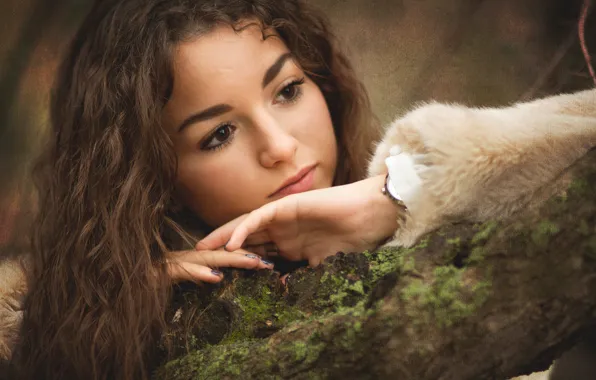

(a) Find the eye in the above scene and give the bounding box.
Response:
[200,123,236,151]
[275,77,305,104]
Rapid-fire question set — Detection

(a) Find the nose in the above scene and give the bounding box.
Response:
[255,111,298,168]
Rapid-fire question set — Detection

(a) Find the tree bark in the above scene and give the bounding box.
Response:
[154,149,596,380]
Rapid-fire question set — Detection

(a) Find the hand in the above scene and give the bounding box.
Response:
[165,246,274,283]
[198,175,401,266]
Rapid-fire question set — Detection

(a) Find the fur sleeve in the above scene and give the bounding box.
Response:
[367,89,596,247]
[0,255,28,364]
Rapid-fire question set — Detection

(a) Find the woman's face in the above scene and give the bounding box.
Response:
[162,23,338,228]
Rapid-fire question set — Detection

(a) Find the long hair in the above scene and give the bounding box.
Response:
[12,0,379,379]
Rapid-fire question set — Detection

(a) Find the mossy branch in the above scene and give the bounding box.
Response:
[155,149,596,380]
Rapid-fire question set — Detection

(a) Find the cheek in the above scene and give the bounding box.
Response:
[177,157,223,197]
[175,154,251,226]
[297,89,338,165]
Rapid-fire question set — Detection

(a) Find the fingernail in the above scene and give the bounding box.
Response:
[261,259,273,266]
[224,240,231,251]
[245,254,259,259]
[211,269,223,276]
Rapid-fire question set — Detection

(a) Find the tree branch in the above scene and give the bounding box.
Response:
[155,151,596,380]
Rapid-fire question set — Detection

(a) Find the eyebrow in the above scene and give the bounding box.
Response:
[262,52,293,89]
[177,104,233,133]
[177,52,294,133]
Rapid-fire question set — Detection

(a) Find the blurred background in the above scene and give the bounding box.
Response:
[0,0,594,250]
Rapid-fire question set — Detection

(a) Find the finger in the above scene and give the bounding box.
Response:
[197,214,248,250]
[242,231,272,246]
[241,243,280,258]
[167,261,224,284]
[241,244,267,257]
[169,249,274,271]
[227,205,280,251]
[201,230,271,251]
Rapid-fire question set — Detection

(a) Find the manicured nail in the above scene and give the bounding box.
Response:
[245,254,259,259]
[211,269,223,276]
[261,259,273,266]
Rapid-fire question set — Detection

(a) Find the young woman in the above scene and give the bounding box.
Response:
[6,0,596,379]
[9,1,381,379]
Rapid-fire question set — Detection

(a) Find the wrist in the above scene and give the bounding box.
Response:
[364,175,403,244]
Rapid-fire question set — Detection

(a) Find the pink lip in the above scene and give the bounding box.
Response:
[269,165,317,198]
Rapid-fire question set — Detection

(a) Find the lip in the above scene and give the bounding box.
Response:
[269,164,317,198]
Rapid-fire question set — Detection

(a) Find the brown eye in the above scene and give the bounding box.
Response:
[275,77,305,104]
[215,126,230,140]
[280,84,298,100]
[201,123,236,151]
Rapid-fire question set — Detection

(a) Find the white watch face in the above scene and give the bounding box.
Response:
[385,151,422,206]
[386,178,404,201]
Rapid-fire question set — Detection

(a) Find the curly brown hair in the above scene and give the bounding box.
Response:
[12,0,379,379]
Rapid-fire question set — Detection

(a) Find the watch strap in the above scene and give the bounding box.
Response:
[382,174,407,210]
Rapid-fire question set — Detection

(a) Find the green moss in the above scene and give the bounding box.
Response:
[556,191,568,202]
[274,332,327,375]
[401,265,491,327]
[466,246,487,265]
[578,220,591,236]
[348,280,365,295]
[293,339,324,364]
[531,220,560,248]
[316,273,367,311]
[568,177,590,196]
[364,248,400,283]
[159,315,354,379]
[289,341,308,361]
[353,321,362,332]
[443,236,462,262]
[467,222,497,264]
[471,278,492,305]
[472,221,499,244]
[416,237,430,249]
[401,280,427,302]
[221,284,305,345]
[158,340,260,380]
[296,372,328,380]
[366,243,422,284]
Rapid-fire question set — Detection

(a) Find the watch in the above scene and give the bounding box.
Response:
[381,173,408,211]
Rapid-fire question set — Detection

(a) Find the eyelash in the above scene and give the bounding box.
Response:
[200,123,236,152]
[200,77,306,152]
[274,77,305,105]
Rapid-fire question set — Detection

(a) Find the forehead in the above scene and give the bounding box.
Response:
[171,24,289,93]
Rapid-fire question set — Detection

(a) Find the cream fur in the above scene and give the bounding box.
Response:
[511,369,552,380]
[368,89,596,247]
[0,255,27,363]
